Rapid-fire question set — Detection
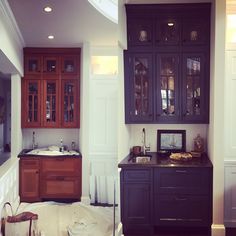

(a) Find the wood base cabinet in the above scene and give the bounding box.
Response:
[20,157,82,202]
[120,166,212,236]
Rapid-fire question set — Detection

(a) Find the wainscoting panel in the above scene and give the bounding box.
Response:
[225,51,236,158]
[225,163,236,226]
[0,159,19,217]
[89,157,118,204]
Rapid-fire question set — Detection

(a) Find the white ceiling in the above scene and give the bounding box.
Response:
[7,0,118,47]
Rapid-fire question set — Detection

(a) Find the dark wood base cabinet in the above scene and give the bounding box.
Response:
[120,166,212,236]
[20,157,82,202]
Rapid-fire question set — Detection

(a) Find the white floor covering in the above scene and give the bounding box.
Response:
[5,201,117,236]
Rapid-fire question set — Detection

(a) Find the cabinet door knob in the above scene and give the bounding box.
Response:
[35,170,39,174]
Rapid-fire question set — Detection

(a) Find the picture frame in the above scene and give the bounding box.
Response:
[157,129,186,153]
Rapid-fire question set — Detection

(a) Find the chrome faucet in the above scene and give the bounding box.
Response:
[32,131,38,149]
[142,128,150,155]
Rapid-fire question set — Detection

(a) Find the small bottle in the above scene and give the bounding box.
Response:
[71,141,76,150]
[60,138,64,152]
[193,134,204,153]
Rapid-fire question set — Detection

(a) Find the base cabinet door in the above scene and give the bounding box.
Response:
[121,169,153,235]
[20,159,40,202]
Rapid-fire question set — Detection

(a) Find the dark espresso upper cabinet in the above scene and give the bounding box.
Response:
[125,4,211,124]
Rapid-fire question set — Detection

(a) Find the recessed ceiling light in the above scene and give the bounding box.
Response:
[44,6,52,12]
[48,35,54,39]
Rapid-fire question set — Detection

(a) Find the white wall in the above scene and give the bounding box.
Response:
[130,124,208,152]
[22,129,80,150]
[0,0,24,75]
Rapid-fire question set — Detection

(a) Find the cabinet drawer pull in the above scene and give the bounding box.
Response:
[175,197,187,201]
[175,170,187,173]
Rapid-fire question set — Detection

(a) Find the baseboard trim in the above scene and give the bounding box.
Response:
[211,224,225,236]
[80,196,90,205]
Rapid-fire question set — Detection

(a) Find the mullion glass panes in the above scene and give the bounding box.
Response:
[28,59,39,72]
[46,60,57,72]
[159,20,179,44]
[28,82,38,122]
[64,82,75,122]
[64,60,75,73]
[134,57,149,116]
[160,57,176,115]
[46,83,56,122]
[186,57,201,116]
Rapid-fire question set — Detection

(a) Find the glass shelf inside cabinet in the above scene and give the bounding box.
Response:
[134,57,149,116]
[186,57,201,116]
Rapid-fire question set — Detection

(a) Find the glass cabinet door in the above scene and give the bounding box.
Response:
[23,80,41,127]
[61,56,78,75]
[182,54,208,122]
[127,19,153,46]
[182,20,208,45]
[156,54,180,122]
[61,80,78,127]
[156,19,180,45]
[24,56,41,74]
[43,80,59,127]
[125,53,153,123]
[43,56,59,74]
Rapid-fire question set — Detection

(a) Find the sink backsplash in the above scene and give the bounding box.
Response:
[130,124,208,153]
[22,128,80,150]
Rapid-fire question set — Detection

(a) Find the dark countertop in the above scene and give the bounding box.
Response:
[118,152,213,168]
[18,149,82,158]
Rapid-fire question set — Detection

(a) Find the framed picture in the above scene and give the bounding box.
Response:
[157,130,186,152]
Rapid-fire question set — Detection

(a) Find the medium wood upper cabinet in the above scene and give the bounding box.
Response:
[125,4,210,124]
[22,48,80,128]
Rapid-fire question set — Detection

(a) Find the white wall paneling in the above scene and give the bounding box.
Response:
[0,159,19,218]
[224,163,236,226]
[89,47,118,204]
[225,51,236,159]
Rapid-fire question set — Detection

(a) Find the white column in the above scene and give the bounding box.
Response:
[80,42,91,204]
[11,73,22,157]
[208,1,226,235]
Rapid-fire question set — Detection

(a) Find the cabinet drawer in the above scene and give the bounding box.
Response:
[123,169,151,182]
[155,194,210,226]
[154,168,211,194]
[41,158,81,176]
[40,177,80,199]
[20,159,39,168]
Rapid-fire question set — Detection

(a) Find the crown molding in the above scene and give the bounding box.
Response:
[0,0,25,47]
